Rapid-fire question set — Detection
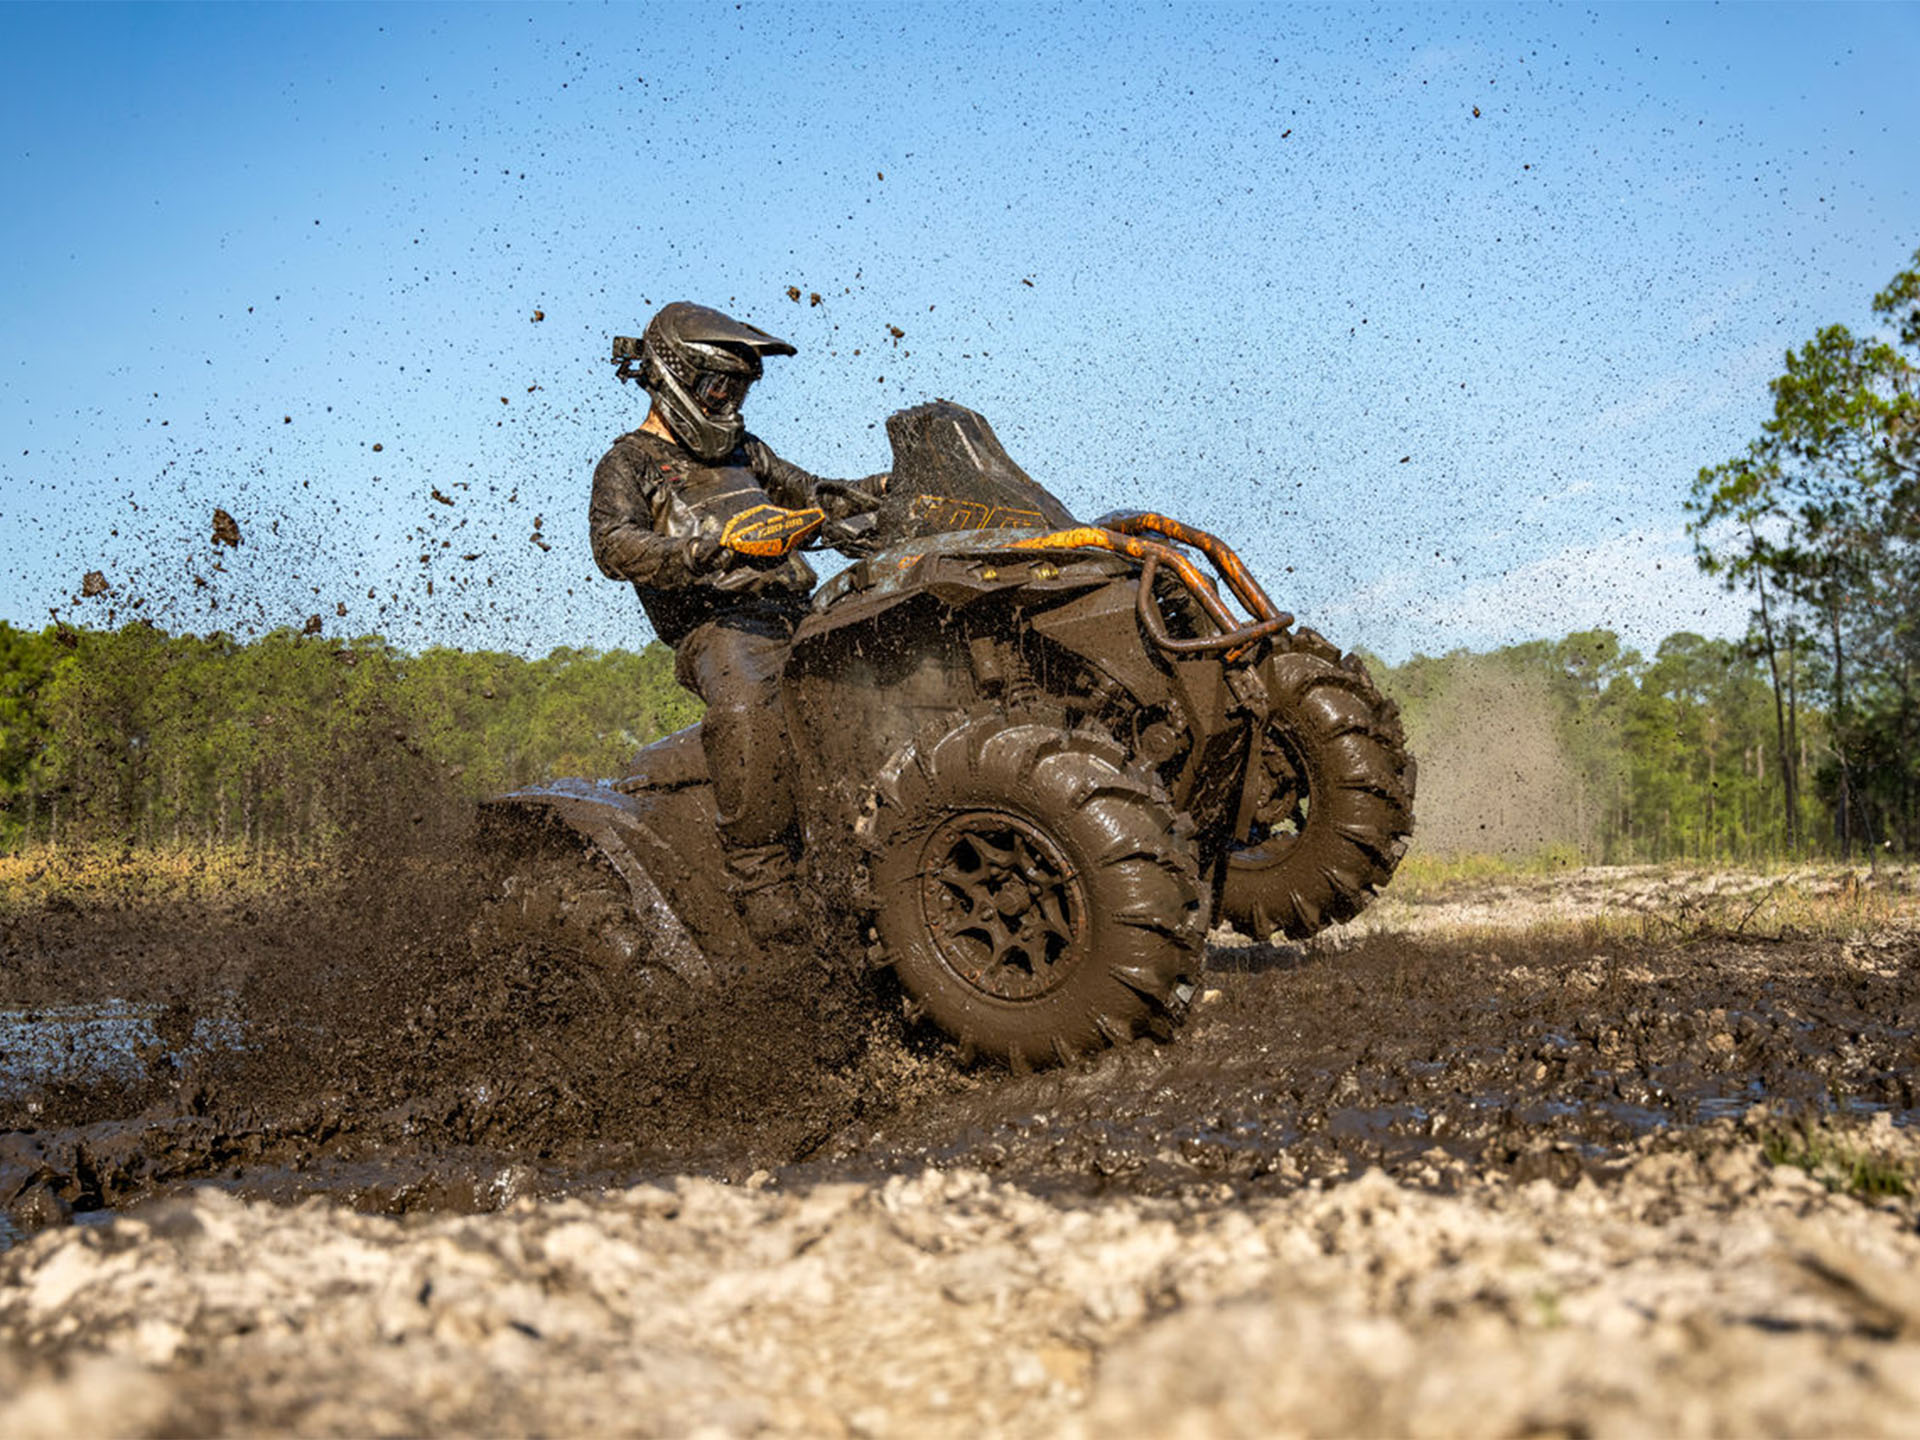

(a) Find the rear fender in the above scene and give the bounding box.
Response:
[478,778,744,977]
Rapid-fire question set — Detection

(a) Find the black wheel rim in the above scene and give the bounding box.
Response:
[918,810,1087,1000]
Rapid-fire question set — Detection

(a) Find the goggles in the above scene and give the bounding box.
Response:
[692,370,751,416]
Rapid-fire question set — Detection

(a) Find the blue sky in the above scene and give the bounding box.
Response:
[3,1,1917,662]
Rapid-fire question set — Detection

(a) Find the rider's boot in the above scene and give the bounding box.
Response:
[725,841,802,945]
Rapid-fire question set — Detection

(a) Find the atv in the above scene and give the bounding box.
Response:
[479,401,1415,1067]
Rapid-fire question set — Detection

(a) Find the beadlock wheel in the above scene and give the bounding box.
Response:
[865,714,1206,1068]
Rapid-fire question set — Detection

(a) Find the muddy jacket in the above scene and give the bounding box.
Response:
[590,427,880,646]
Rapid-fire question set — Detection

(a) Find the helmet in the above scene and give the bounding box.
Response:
[631,302,796,461]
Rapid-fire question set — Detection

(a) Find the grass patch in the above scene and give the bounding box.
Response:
[1762,1122,1913,1201]
[1633,873,1906,943]
[0,843,321,914]
[1366,852,1919,944]
[1390,845,1585,897]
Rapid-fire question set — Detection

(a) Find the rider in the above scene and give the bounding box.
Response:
[589,301,885,941]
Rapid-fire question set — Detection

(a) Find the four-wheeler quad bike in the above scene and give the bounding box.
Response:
[478,401,1415,1068]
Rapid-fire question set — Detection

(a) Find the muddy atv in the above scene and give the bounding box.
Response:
[479,401,1414,1067]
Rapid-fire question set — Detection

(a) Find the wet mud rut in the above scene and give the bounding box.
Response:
[2,863,1918,1434]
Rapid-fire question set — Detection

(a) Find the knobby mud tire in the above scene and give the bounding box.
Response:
[468,829,705,1028]
[864,715,1207,1069]
[1221,647,1416,941]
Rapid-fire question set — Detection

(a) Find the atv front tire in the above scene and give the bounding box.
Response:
[1221,649,1416,940]
[865,715,1206,1068]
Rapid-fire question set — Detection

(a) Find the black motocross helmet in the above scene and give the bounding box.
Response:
[618,302,796,462]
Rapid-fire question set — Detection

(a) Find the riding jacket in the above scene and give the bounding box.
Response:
[589,428,879,646]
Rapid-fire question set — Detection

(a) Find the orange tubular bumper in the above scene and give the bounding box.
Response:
[1012,513,1292,657]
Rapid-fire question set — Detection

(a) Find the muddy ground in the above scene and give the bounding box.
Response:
[1,856,1918,1435]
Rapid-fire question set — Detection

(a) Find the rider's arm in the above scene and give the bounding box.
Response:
[742,436,887,518]
[589,440,720,587]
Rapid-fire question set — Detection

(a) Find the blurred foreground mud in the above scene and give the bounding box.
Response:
[2,859,1918,1435]
[3,1125,1918,1437]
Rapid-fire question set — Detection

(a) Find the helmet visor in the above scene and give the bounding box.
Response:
[692,370,751,417]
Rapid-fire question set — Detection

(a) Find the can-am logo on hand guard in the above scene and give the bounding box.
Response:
[719,503,827,557]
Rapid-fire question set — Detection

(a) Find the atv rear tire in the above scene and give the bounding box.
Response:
[1221,649,1415,940]
[865,715,1206,1068]
[470,828,709,1005]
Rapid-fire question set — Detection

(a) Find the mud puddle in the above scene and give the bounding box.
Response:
[4,872,1916,1247]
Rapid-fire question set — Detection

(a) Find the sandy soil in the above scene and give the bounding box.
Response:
[3,1123,1919,1437]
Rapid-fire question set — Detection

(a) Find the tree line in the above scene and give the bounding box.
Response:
[1381,629,1824,863]
[1688,248,1920,856]
[0,613,1853,865]
[0,621,698,853]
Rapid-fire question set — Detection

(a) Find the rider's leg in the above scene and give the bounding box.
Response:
[675,605,802,939]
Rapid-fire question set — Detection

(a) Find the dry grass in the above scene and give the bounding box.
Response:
[1354,853,1920,946]
[0,844,319,915]
[1390,845,1587,898]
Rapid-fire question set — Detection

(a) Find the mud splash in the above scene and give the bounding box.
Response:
[1,815,885,1234]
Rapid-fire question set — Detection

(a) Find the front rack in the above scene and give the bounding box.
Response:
[1012,510,1292,658]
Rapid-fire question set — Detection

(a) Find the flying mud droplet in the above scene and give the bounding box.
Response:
[1473,106,1482,118]
[888,326,905,343]
[786,286,802,302]
[303,614,322,636]
[212,509,242,547]
[809,292,822,307]
[81,570,108,597]
[530,534,552,552]
[335,601,347,617]
[431,489,455,507]
[531,309,545,322]
[372,443,384,453]
[499,397,509,406]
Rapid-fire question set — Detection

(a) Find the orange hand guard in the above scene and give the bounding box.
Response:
[719,504,827,558]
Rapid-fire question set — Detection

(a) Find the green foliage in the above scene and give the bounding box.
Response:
[1379,629,1812,863]
[1688,248,1920,855]
[0,622,57,797]
[0,622,697,853]
[1762,1123,1912,1200]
